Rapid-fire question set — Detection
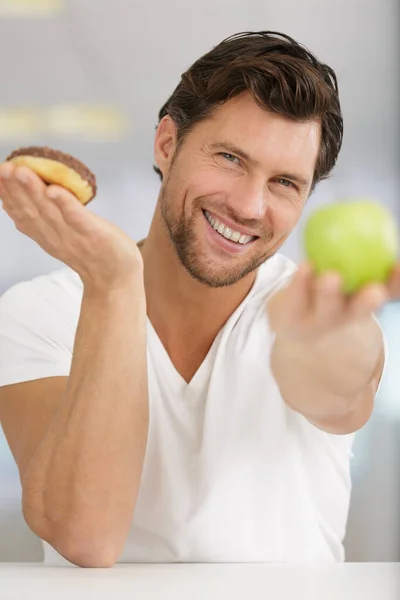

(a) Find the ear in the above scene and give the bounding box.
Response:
[154,116,177,177]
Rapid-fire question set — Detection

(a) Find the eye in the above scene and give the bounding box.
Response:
[219,152,241,165]
[276,178,295,188]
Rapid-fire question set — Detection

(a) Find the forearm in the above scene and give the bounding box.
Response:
[21,274,148,566]
[270,316,384,431]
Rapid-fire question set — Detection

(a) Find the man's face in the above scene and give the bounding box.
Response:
[156,92,320,288]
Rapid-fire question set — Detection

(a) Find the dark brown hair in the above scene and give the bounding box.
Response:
[154,31,343,190]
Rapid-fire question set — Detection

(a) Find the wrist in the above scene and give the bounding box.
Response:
[271,322,383,404]
[82,269,145,302]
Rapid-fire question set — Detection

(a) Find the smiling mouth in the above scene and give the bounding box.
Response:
[203,210,258,245]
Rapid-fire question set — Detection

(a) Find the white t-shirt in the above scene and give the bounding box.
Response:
[0,253,358,564]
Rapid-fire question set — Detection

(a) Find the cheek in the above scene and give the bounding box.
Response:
[164,168,190,212]
[268,199,304,236]
[189,167,236,202]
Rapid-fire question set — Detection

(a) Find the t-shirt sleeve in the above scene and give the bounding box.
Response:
[0,279,75,387]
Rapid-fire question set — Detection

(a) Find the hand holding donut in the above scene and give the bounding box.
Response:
[6,146,98,205]
[0,147,143,292]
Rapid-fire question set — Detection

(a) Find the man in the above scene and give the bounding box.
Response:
[0,31,398,567]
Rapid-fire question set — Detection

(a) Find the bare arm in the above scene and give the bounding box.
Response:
[267,264,397,434]
[21,277,148,567]
[0,161,150,567]
[270,317,384,434]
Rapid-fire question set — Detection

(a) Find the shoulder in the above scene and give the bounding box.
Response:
[0,266,83,332]
[0,268,81,387]
[229,254,297,345]
[249,253,297,304]
[261,252,297,276]
[1,266,82,309]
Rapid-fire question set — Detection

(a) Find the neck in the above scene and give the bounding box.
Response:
[140,206,257,351]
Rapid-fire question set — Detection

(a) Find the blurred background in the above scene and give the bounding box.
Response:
[0,0,399,562]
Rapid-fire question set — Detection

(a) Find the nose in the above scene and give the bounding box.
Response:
[227,176,268,222]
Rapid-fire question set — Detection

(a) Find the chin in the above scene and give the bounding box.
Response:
[182,253,263,288]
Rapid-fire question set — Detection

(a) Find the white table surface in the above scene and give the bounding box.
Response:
[1,563,399,600]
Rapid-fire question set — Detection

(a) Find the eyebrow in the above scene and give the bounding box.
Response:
[209,141,311,190]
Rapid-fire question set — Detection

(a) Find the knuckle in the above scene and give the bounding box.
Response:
[13,211,39,232]
[19,209,40,222]
[14,220,25,233]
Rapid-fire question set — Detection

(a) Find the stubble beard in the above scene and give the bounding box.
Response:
[159,176,275,288]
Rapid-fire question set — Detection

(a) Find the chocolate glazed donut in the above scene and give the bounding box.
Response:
[6,146,97,205]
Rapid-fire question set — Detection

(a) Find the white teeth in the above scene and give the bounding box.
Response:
[222,227,232,240]
[231,231,241,243]
[204,210,254,245]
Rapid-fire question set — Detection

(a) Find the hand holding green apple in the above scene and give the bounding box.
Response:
[267,200,400,347]
[304,200,399,294]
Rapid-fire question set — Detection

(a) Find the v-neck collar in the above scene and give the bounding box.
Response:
[146,317,222,396]
[146,267,263,396]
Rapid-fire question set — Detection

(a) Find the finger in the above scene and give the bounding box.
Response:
[0,180,10,204]
[46,185,92,234]
[311,271,345,326]
[2,168,43,220]
[0,164,45,209]
[0,175,37,225]
[13,167,66,227]
[0,165,69,245]
[347,283,389,318]
[0,183,9,218]
[387,263,400,299]
[14,165,48,198]
[0,162,16,205]
[0,161,15,181]
[2,167,65,236]
[286,262,314,320]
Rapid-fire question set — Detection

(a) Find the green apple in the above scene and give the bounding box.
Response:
[304,200,399,294]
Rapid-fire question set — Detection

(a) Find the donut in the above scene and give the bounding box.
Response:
[6,146,97,205]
